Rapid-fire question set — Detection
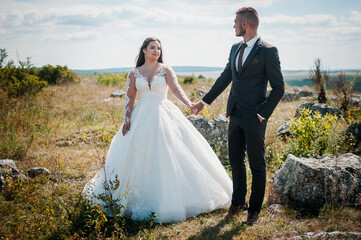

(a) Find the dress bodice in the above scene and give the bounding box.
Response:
[132,67,168,102]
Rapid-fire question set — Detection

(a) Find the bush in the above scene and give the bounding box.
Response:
[0,49,47,98]
[38,64,81,85]
[97,73,127,87]
[183,75,197,84]
[283,108,353,159]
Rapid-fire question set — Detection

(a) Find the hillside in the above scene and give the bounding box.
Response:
[73,67,361,92]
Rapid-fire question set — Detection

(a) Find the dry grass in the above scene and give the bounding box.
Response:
[1,74,360,239]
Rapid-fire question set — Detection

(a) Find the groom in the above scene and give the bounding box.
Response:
[191,7,284,224]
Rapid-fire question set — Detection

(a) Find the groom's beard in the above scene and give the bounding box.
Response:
[239,26,246,36]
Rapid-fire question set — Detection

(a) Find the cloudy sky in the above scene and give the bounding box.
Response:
[1,0,361,70]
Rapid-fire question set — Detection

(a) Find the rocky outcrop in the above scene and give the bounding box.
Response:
[269,154,361,210]
[110,90,126,98]
[298,90,313,98]
[281,89,313,102]
[347,120,361,149]
[295,103,343,118]
[188,115,228,156]
[0,160,52,191]
[282,91,299,102]
[277,121,292,137]
[0,159,29,191]
[289,231,361,240]
[27,167,51,178]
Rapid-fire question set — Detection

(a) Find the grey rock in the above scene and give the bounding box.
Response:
[27,167,51,178]
[293,87,302,93]
[0,159,21,175]
[101,98,112,102]
[277,121,292,137]
[298,90,313,97]
[0,159,29,191]
[301,231,361,240]
[188,115,228,156]
[269,153,361,210]
[268,204,283,216]
[191,88,204,98]
[282,91,299,102]
[351,95,361,107]
[295,103,343,118]
[110,90,126,98]
[347,120,361,149]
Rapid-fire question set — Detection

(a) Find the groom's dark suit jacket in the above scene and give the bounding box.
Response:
[202,38,284,120]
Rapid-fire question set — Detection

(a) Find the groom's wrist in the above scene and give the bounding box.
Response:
[201,100,207,105]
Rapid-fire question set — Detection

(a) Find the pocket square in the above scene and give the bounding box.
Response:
[252,58,261,64]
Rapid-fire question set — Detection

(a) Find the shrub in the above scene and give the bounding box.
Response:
[283,108,353,159]
[309,58,329,104]
[38,64,81,85]
[332,71,357,112]
[97,73,127,87]
[0,49,47,98]
[183,75,197,84]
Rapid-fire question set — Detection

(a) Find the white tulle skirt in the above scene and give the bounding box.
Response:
[82,98,232,223]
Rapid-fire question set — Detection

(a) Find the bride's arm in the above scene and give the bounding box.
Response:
[165,66,192,109]
[122,71,137,135]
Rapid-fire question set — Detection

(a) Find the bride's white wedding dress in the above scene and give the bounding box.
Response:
[82,66,232,223]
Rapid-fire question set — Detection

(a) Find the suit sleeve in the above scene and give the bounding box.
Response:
[202,47,233,105]
[258,47,285,119]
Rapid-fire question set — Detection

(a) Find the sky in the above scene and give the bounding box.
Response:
[1,0,361,70]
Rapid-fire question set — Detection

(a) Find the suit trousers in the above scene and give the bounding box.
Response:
[228,106,267,214]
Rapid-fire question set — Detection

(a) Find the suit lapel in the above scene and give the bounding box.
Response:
[232,42,242,79]
[238,38,261,76]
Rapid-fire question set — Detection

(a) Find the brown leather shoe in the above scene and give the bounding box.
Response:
[246,211,258,225]
[225,203,248,219]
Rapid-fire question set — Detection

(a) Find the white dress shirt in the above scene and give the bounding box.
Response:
[235,35,259,71]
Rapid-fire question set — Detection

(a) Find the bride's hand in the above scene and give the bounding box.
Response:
[188,102,195,110]
[122,122,131,135]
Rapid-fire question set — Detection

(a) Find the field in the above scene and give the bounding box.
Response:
[0,73,360,239]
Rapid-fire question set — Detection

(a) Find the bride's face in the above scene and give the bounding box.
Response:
[143,41,161,60]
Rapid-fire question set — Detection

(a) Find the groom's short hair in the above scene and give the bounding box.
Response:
[236,7,259,29]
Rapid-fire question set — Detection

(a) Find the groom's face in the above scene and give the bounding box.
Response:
[234,15,246,37]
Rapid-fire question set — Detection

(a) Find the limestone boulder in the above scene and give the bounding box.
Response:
[269,153,361,210]
[188,115,228,156]
[0,159,29,191]
[27,167,51,178]
[295,103,343,118]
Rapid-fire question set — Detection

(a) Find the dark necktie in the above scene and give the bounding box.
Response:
[237,43,247,72]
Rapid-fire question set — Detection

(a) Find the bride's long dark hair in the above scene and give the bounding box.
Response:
[135,37,163,67]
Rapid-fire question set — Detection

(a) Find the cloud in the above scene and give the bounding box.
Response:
[0,4,232,31]
[44,31,97,41]
[262,14,339,26]
[350,11,361,24]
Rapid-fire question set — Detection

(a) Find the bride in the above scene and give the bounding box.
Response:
[82,37,232,223]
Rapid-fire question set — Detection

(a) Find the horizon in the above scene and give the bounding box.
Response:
[70,65,361,72]
[1,0,361,70]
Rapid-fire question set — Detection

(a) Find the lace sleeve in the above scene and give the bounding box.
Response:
[165,66,192,108]
[123,71,137,124]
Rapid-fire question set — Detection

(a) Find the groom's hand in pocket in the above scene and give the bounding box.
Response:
[191,101,204,115]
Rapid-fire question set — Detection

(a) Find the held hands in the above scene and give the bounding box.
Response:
[190,101,204,115]
[122,122,131,136]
